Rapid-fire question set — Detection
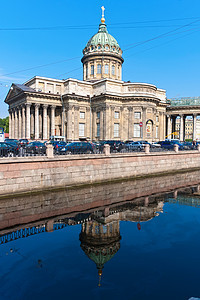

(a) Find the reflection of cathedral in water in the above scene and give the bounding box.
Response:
[79,220,121,286]
[79,197,164,286]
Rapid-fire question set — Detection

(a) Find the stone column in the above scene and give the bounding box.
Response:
[180,114,184,141]
[35,104,40,140]
[43,104,48,140]
[22,105,26,139]
[9,110,12,139]
[167,115,172,138]
[50,105,56,138]
[14,108,18,139]
[183,116,186,141]
[18,107,22,139]
[172,116,176,139]
[163,113,166,140]
[26,104,31,139]
[11,110,15,139]
[92,108,96,140]
[193,114,197,141]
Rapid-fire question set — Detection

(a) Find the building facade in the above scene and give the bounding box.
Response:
[5,8,167,142]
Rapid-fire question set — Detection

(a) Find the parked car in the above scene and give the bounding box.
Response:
[25,142,46,154]
[5,142,20,156]
[161,140,184,150]
[150,142,161,148]
[49,141,68,153]
[125,141,145,151]
[5,138,19,145]
[19,139,29,147]
[182,142,193,150]
[99,141,125,153]
[0,142,10,156]
[59,142,96,154]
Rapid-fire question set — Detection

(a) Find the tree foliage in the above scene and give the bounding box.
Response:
[0,117,9,133]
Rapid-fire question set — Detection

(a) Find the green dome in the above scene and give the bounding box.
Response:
[83,23,122,55]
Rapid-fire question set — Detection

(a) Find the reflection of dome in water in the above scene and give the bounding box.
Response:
[79,220,121,286]
[80,240,120,271]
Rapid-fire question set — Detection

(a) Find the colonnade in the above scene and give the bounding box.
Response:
[9,103,58,140]
[166,114,197,141]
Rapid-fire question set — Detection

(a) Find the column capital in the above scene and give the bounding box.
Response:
[43,104,48,109]
[25,103,31,107]
[51,105,56,110]
[35,103,40,108]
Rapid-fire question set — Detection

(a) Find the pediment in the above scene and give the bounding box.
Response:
[5,84,26,103]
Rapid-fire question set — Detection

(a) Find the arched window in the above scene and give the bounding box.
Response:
[105,64,109,74]
[97,45,101,50]
[97,64,102,74]
[112,65,115,75]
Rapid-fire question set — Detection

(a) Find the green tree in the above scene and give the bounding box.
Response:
[0,117,9,133]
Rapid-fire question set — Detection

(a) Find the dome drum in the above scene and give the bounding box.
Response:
[82,21,124,81]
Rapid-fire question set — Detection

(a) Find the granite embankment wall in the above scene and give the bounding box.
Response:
[1,151,200,196]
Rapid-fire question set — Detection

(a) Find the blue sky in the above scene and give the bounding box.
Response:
[0,0,200,117]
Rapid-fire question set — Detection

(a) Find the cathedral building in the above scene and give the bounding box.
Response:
[5,8,167,142]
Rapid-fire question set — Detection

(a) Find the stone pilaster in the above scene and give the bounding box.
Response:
[142,107,147,139]
[43,104,48,140]
[26,103,31,139]
[100,110,104,140]
[35,104,40,140]
[128,107,133,139]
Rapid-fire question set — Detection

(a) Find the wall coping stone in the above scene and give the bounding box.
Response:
[0,150,199,165]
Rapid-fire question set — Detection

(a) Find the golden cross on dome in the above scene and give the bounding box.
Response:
[101,6,105,18]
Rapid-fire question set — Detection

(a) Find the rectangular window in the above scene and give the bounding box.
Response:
[114,123,119,137]
[97,64,102,74]
[134,124,141,137]
[79,123,85,137]
[86,65,88,77]
[114,111,119,119]
[156,126,158,138]
[47,83,54,93]
[91,65,94,75]
[156,115,159,122]
[134,112,141,119]
[97,112,100,119]
[105,64,109,74]
[97,123,100,137]
[80,111,85,119]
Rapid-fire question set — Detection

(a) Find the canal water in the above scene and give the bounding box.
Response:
[0,171,200,300]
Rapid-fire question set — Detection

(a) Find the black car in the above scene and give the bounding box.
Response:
[5,142,20,156]
[0,142,10,157]
[5,138,20,145]
[25,142,46,154]
[59,142,96,154]
[50,141,68,153]
[19,139,29,147]
[99,141,125,153]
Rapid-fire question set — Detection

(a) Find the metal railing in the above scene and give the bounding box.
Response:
[0,143,199,159]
